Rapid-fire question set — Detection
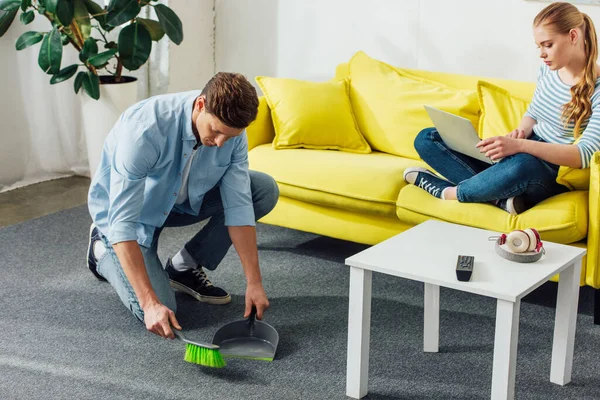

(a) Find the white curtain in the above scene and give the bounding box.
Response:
[0,3,170,193]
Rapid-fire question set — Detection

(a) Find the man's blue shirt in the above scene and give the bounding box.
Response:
[88,90,255,248]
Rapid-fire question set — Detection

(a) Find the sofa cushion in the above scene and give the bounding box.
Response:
[249,144,427,217]
[348,51,480,160]
[477,81,531,140]
[255,76,371,154]
[396,185,588,244]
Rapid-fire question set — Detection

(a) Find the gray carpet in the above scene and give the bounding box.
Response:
[0,205,599,400]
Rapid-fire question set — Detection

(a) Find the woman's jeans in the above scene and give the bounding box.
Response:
[413,127,569,205]
[95,170,279,322]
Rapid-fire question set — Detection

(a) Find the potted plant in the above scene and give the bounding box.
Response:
[0,0,184,176]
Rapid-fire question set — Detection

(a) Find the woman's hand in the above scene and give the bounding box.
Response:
[476,136,524,161]
[505,128,529,139]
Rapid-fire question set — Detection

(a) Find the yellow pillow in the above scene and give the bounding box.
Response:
[348,51,479,160]
[477,80,589,190]
[255,76,371,153]
[477,81,530,139]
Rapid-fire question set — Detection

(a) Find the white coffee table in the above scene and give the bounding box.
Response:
[345,220,586,400]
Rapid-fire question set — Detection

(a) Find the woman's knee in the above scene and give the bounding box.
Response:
[502,153,546,175]
[413,127,440,155]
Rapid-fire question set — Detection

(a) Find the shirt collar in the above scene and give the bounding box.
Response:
[182,91,201,142]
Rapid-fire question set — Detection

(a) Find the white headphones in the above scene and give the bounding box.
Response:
[501,228,543,253]
[490,228,545,263]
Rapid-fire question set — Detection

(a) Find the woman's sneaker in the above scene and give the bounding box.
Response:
[403,167,453,199]
[496,196,528,215]
[165,258,231,305]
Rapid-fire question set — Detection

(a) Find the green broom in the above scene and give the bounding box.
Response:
[174,330,226,368]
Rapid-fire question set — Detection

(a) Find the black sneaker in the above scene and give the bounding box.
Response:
[497,196,528,215]
[87,224,107,281]
[403,167,453,199]
[165,258,231,305]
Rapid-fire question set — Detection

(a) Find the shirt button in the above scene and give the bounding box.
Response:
[164,211,168,215]
[173,192,177,196]
[184,154,187,158]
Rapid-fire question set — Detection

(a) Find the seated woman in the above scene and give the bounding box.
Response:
[404,1,600,215]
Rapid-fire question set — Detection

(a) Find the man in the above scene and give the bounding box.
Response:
[87,72,279,339]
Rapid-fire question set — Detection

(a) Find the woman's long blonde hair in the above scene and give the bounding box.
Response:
[534,2,598,137]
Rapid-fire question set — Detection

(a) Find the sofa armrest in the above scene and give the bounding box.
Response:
[587,151,600,288]
[247,96,275,151]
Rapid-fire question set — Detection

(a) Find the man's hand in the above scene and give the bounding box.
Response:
[244,282,270,320]
[476,136,523,161]
[143,302,181,339]
[505,128,529,139]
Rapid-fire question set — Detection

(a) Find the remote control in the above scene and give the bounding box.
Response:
[456,255,474,282]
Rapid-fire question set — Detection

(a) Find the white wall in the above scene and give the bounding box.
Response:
[168,0,215,93]
[215,0,600,85]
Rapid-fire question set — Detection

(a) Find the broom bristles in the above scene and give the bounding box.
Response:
[184,343,226,368]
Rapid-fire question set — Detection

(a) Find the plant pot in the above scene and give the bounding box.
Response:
[82,76,138,178]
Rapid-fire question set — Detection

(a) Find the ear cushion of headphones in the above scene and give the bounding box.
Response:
[505,230,531,253]
[523,228,538,252]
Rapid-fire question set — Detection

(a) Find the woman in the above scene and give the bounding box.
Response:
[404,2,600,215]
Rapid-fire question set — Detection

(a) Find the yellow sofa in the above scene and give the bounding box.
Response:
[246,54,600,324]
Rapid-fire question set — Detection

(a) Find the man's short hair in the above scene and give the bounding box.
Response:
[200,72,259,129]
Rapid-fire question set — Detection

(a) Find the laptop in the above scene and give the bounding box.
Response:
[423,105,495,164]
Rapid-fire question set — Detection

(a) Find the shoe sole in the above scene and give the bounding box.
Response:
[506,196,527,215]
[87,224,107,281]
[403,167,435,184]
[169,280,232,305]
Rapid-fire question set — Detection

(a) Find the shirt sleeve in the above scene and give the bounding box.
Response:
[219,132,255,226]
[576,103,600,169]
[107,122,160,244]
[524,64,547,121]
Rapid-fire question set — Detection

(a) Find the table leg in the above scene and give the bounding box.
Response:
[491,299,521,400]
[550,258,582,385]
[346,267,373,399]
[424,283,440,352]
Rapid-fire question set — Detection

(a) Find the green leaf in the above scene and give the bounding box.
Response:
[19,9,33,24]
[154,3,182,45]
[55,0,74,25]
[79,36,97,62]
[50,64,78,84]
[0,0,20,11]
[15,30,42,50]
[83,0,108,30]
[20,0,30,12]
[118,21,151,70]
[73,0,90,40]
[87,48,117,67]
[45,0,57,12]
[0,8,18,37]
[74,70,85,93]
[137,17,163,41]
[38,26,62,74]
[82,71,100,99]
[106,0,140,27]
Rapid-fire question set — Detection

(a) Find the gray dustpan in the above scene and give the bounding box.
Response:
[212,307,279,361]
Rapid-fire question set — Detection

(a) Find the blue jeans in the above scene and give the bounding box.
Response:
[95,170,279,322]
[413,127,569,205]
